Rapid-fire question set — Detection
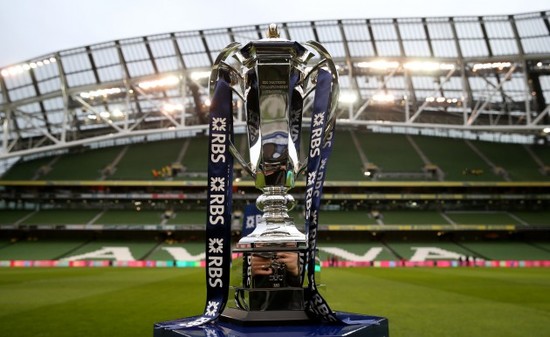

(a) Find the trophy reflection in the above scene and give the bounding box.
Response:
[209,23,338,323]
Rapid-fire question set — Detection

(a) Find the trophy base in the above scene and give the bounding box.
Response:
[220,307,310,325]
[154,312,388,337]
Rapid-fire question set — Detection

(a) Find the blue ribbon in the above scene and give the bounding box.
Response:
[303,69,340,322]
[164,75,234,330]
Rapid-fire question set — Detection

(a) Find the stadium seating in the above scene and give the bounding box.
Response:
[43,147,123,180]
[59,241,159,260]
[316,242,397,261]
[355,132,427,180]
[1,208,548,229]
[411,137,501,181]
[19,209,101,225]
[0,132,547,266]
[0,210,34,225]
[1,156,54,180]
[0,240,88,260]
[471,142,543,181]
[2,238,549,262]
[147,242,205,260]
[2,131,549,182]
[178,136,209,179]
[385,241,473,260]
[110,139,185,180]
[325,131,368,181]
[458,242,550,260]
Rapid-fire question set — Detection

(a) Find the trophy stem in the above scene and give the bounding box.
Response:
[256,186,294,224]
[237,186,306,248]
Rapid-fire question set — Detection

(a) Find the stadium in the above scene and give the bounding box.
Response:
[1,6,549,337]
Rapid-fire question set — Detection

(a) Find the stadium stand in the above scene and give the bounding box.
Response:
[325,131,366,181]
[147,242,205,261]
[471,141,548,181]
[110,139,185,180]
[458,242,550,260]
[0,210,33,225]
[2,208,547,231]
[0,240,88,260]
[178,136,209,179]
[1,11,549,264]
[385,241,473,260]
[2,132,548,183]
[354,132,429,180]
[59,241,159,260]
[411,137,502,181]
[43,147,122,180]
[1,156,54,180]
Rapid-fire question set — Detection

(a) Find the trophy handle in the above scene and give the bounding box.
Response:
[229,143,255,177]
[209,42,257,177]
[294,41,339,175]
[304,40,340,135]
[209,41,242,98]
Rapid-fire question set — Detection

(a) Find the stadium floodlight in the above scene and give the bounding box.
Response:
[137,75,180,90]
[372,93,395,103]
[339,91,358,104]
[404,61,455,72]
[190,71,211,81]
[79,87,123,99]
[543,127,550,134]
[472,62,512,72]
[356,60,399,70]
[99,111,110,119]
[111,109,124,118]
[162,103,183,113]
[0,57,56,78]
[425,96,461,105]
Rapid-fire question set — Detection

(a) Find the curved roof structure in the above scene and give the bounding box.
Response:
[1,11,549,163]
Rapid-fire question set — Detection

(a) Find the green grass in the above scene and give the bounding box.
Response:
[0,268,549,337]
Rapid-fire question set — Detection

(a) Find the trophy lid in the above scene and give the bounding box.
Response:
[240,24,307,59]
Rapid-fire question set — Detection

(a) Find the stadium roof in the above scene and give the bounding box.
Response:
[0,10,549,163]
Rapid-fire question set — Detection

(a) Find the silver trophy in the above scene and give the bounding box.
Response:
[209,24,339,321]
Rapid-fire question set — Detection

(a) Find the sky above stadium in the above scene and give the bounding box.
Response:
[0,0,548,67]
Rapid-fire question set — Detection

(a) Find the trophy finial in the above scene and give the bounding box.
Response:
[266,23,280,38]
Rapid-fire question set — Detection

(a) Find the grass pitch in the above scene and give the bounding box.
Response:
[0,267,549,337]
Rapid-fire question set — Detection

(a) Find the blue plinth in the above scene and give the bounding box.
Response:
[154,312,388,337]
